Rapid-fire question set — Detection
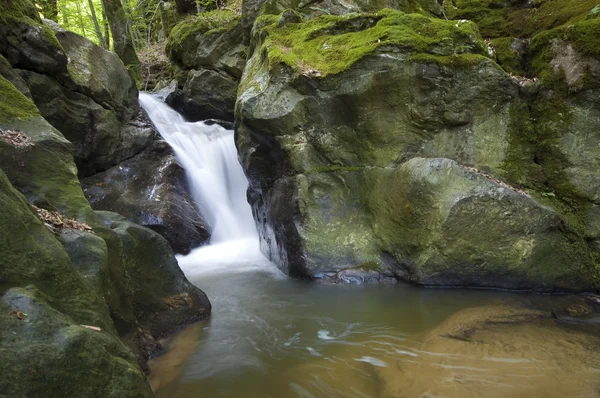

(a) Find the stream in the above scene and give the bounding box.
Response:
[139,94,600,398]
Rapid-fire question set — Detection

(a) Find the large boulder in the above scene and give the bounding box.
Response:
[367,158,593,290]
[95,211,211,361]
[82,140,210,254]
[0,170,151,397]
[1,9,155,176]
[20,68,155,176]
[168,68,239,122]
[236,7,600,290]
[165,10,247,121]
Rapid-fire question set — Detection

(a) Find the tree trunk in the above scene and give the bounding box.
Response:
[36,0,58,21]
[174,0,196,15]
[100,0,141,82]
[103,9,111,49]
[87,0,108,49]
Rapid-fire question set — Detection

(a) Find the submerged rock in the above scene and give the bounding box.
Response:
[82,140,210,255]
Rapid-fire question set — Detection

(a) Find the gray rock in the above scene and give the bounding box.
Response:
[82,140,210,254]
[167,68,238,122]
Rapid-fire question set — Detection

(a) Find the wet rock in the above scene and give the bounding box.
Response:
[82,140,210,254]
[95,211,211,361]
[166,11,246,121]
[167,68,238,122]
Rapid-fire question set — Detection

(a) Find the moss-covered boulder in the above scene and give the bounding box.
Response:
[165,10,246,121]
[236,7,600,290]
[0,170,152,397]
[368,158,595,290]
[95,211,211,362]
[0,8,155,176]
[82,140,210,255]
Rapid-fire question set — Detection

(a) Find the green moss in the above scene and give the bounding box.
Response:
[0,0,40,23]
[490,37,527,76]
[0,76,40,123]
[533,17,600,62]
[347,260,382,272]
[258,9,486,77]
[0,0,63,51]
[445,0,599,39]
[307,165,364,173]
[167,10,240,50]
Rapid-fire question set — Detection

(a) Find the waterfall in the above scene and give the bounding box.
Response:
[139,93,278,278]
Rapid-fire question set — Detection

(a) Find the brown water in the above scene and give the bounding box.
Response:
[150,269,600,398]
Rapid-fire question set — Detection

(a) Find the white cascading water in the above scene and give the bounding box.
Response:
[139,93,279,278]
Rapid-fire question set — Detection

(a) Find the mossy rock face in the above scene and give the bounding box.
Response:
[166,10,246,121]
[0,116,95,221]
[251,9,487,78]
[367,158,595,291]
[20,69,155,176]
[0,53,32,99]
[0,170,152,397]
[82,140,210,255]
[95,211,211,346]
[1,6,155,177]
[443,0,600,39]
[236,3,600,289]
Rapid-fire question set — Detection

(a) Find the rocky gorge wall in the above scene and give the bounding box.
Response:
[0,1,211,396]
[164,0,600,291]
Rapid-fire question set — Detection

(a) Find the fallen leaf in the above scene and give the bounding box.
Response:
[10,310,24,320]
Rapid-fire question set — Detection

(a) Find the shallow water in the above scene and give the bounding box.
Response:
[149,263,600,398]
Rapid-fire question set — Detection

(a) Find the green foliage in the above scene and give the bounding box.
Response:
[257,9,486,77]
[166,9,239,56]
